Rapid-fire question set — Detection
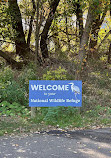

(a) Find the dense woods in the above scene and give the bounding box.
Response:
[0,0,111,69]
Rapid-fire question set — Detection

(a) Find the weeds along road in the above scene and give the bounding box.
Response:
[0,128,111,158]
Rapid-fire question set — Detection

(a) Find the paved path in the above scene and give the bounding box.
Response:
[0,128,111,158]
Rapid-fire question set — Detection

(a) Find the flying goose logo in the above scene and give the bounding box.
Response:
[68,83,80,100]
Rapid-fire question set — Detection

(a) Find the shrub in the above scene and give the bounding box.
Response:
[0,101,30,117]
[43,106,80,125]
[18,68,37,91]
[0,66,14,83]
[43,66,67,80]
[0,81,28,105]
[0,66,37,106]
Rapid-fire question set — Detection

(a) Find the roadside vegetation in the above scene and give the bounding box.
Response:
[0,0,111,136]
[0,59,111,136]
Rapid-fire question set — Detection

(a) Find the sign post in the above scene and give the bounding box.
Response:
[29,80,82,107]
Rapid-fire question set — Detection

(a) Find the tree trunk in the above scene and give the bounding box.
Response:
[88,5,108,59]
[31,107,37,118]
[89,16,100,56]
[0,50,23,69]
[76,5,94,80]
[108,0,111,63]
[65,16,71,52]
[31,0,40,118]
[40,0,60,58]
[108,44,111,63]
[72,0,83,41]
[27,0,36,46]
[75,0,83,41]
[8,0,28,58]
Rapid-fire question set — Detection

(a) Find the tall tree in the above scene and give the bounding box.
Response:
[72,0,83,41]
[0,0,36,67]
[40,0,60,58]
[88,2,108,59]
[27,0,36,46]
[107,0,111,63]
[8,0,29,58]
[76,3,95,79]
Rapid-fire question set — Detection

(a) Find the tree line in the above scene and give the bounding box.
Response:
[0,0,111,77]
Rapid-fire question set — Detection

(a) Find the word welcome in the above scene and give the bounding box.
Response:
[31,84,69,91]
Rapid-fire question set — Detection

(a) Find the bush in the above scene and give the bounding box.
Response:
[0,66,37,106]
[0,81,28,105]
[43,66,67,80]
[18,68,37,91]
[43,106,80,125]
[0,101,30,117]
[0,66,14,83]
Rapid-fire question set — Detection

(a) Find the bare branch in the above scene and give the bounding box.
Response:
[0,50,23,69]
[32,0,36,10]
[27,0,36,46]
[96,30,111,52]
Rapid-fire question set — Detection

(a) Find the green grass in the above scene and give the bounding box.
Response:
[0,105,111,136]
[0,116,44,136]
[0,121,21,136]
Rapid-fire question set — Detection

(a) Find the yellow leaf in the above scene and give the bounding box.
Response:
[90,48,95,52]
[94,45,98,49]
[106,72,108,76]
[83,59,86,62]
[89,33,92,37]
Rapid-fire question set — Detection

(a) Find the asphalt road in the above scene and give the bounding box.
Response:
[0,128,111,158]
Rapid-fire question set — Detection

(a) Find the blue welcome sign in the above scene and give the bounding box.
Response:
[29,80,82,107]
